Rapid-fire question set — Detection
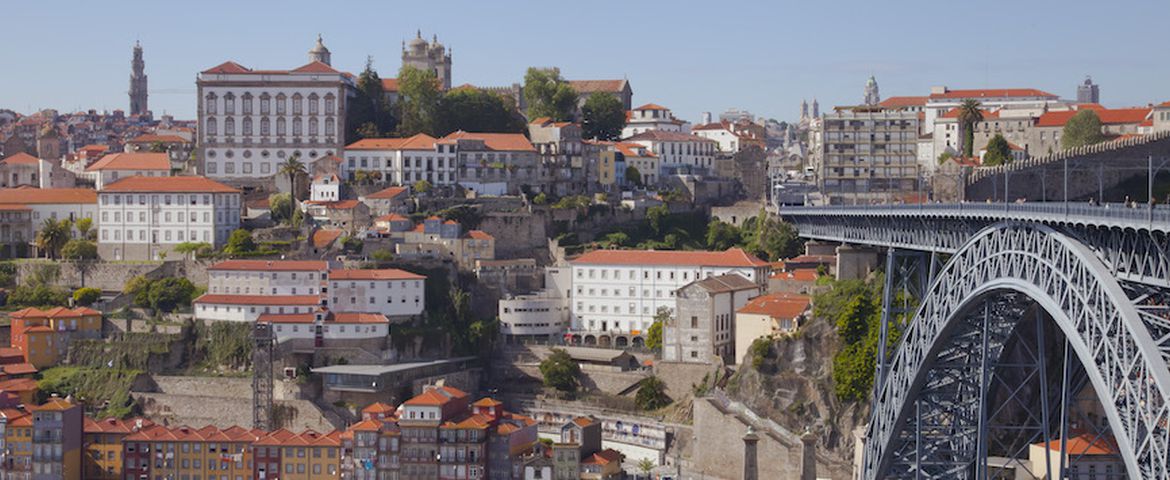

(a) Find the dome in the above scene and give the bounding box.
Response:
[309,34,330,54]
[408,30,427,51]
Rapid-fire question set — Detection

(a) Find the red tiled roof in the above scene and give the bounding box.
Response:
[1,363,37,376]
[85,152,170,171]
[568,80,627,94]
[571,416,594,428]
[467,230,493,241]
[127,134,189,144]
[770,268,819,282]
[1038,433,1118,456]
[472,398,503,408]
[582,449,623,466]
[202,61,251,74]
[403,390,452,407]
[928,88,1057,100]
[878,96,929,108]
[441,413,491,430]
[347,133,439,151]
[363,402,396,414]
[624,130,716,143]
[330,269,424,280]
[571,247,767,267]
[11,306,100,319]
[376,213,410,222]
[442,131,536,152]
[85,417,155,434]
[291,61,340,74]
[193,294,322,306]
[634,103,669,111]
[32,398,76,412]
[101,175,239,193]
[737,292,811,319]
[1,152,40,165]
[209,260,328,272]
[613,142,656,158]
[0,188,96,205]
[1035,108,1151,127]
[312,229,343,249]
[0,204,30,212]
[366,186,409,200]
[381,78,399,92]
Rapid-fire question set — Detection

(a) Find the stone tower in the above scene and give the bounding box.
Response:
[402,30,452,90]
[36,122,60,161]
[800,99,809,121]
[1077,75,1100,104]
[812,98,820,118]
[129,41,148,116]
[864,75,881,106]
[308,34,331,66]
[742,426,759,480]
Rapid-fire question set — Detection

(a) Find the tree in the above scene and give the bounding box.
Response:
[396,65,441,136]
[532,192,548,205]
[174,242,212,260]
[123,275,150,296]
[345,57,396,143]
[269,192,295,224]
[937,152,955,165]
[581,92,625,140]
[602,232,630,248]
[1063,110,1105,149]
[983,134,1013,166]
[143,277,197,312]
[523,68,578,122]
[434,87,525,136]
[743,210,802,261]
[625,166,642,187]
[72,287,101,306]
[35,218,71,260]
[705,220,742,251]
[413,179,433,194]
[225,229,256,255]
[647,205,669,236]
[7,285,67,307]
[646,307,670,352]
[74,217,94,240]
[279,155,307,201]
[636,458,655,477]
[956,99,984,157]
[635,376,670,410]
[60,239,97,260]
[538,348,580,393]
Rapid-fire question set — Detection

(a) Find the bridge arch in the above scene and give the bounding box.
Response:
[865,222,1170,479]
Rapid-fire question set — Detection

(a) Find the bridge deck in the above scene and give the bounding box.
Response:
[780,202,1170,233]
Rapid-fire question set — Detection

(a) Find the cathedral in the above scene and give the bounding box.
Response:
[402,31,452,90]
[129,41,148,116]
[864,75,880,106]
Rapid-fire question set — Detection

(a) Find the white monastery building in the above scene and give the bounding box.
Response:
[97,176,241,261]
[328,268,427,321]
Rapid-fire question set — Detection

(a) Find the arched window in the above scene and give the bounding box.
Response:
[242,93,253,114]
[224,93,235,114]
[293,118,302,135]
[261,117,270,136]
[309,117,319,136]
[324,117,335,136]
[206,117,217,136]
[204,93,217,114]
[292,94,303,115]
[242,117,253,136]
[308,93,319,115]
[276,94,287,114]
[277,117,286,135]
[260,93,271,114]
[224,117,235,136]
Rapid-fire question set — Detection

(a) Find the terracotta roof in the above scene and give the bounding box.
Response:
[312,173,339,183]
[0,188,96,204]
[348,419,384,432]
[312,229,343,249]
[291,61,340,74]
[878,96,929,108]
[497,423,520,435]
[127,134,189,144]
[1038,433,1118,456]
[441,413,491,430]
[85,152,170,171]
[193,294,322,306]
[467,230,493,241]
[347,133,439,151]
[403,386,467,406]
[366,186,409,200]
[202,61,251,74]
[79,144,110,154]
[770,268,819,282]
[568,80,628,94]
[472,397,503,408]
[330,269,424,280]
[688,274,758,293]
[571,247,767,267]
[381,78,399,92]
[376,213,410,222]
[582,449,623,466]
[624,130,716,143]
[85,417,155,434]
[928,88,1057,100]
[101,175,239,193]
[1,363,36,376]
[362,402,396,414]
[209,260,328,272]
[1,152,40,165]
[634,103,669,111]
[570,416,595,428]
[737,292,811,319]
[1035,108,1151,127]
[201,60,342,76]
[0,204,30,212]
[32,398,76,412]
[11,306,100,319]
[613,142,656,158]
[442,131,536,152]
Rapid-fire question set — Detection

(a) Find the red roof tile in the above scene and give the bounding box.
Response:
[928,88,1057,100]
[878,96,929,108]
[193,294,322,306]
[571,247,767,268]
[127,134,189,144]
[381,78,399,92]
[202,61,251,74]
[312,229,343,249]
[347,133,439,151]
[442,131,536,152]
[1038,433,1118,456]
[291,61,340,74]
[1,152,40,166]
[101,175,239,193]
[1036,108,1151,127]
[330,269,425,280]
[209,260,328,272]
[737,292,811,319]
[634,103,669,111]
[467,230,493,241]
[582,449,623,465]
[0,188,96,205]
[366,187,409,201]
[85,152,170,171]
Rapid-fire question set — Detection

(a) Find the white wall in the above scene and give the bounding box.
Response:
[194,302,317,322]
[328,278,426,317]
[208,268,328,296]
[98,191,240,255]
[343,147,458,186]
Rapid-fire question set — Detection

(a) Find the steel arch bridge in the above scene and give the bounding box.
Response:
[780,203,1170,479]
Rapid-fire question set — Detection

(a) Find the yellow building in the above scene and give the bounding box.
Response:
[254,429,343,480]
[122,424,262,480]
[9,307,102,369]
[2,408,33,477]
[84,417,154,480]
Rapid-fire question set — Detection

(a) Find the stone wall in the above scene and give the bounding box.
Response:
[711,200,766,228]
[654,361,719,399]
[693,396,803,480]
[479,210,549,259]
[16,260,164,291]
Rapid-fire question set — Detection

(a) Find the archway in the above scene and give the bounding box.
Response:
[864,223,1170,479]
[631,336,645,348]
[614,336,629,348]
[583,335,596,346]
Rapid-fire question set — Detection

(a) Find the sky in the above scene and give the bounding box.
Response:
[4,0,1169,124]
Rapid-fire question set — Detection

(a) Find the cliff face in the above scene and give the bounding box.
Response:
[725,316,868,475]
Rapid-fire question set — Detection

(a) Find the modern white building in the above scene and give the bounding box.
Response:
[328,268,426,320]
[498,292,570,343]
[206,260,329,296]
[815,107,921,204]
[96,176,241,260]
[623,130,717,175]
[197,37,352,183]
[567,248,769,346]
[343,133,457,186]
[621,103,686,138]
[0,188,97,235]
[193,294,324,322]
[84,152,171,190]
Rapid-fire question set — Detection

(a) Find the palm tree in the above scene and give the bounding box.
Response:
[35,218,71,260]
[279,155,308,201]
[956,99,984,158]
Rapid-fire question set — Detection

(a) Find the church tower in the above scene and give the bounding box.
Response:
[864,76,880,106]
[1077,75,1100,104]
[308,34,332,66]
[129,41,148,116]
[402,31,452,90]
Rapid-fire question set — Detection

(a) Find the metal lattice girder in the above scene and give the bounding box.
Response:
[860,223,1170,480]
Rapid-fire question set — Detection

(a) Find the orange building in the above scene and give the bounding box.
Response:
[122,424,264,480]
[9,307,102,369]
[84,417,154,480]
[253,429,343,479]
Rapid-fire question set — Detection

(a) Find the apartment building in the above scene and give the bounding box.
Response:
[735,292,811,364]
[30,397,84,480]
[815,107,921,204]
[207,260,329,296]
[621,104,686,138]
[568,248,769,344]
[327,269,426,320]
[96,176,241,261]
[0,188,98,237]
[121,425,262,480]
[344,134,458,187]
[623,130,716,176]
[84,153,171,190]
[83,418,155,480]
[386,216,495,270]
[9,307,102,369]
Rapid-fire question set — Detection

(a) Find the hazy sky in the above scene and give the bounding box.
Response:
[5,0,1168,123]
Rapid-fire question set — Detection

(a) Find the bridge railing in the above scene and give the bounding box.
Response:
[780,202,1170,228]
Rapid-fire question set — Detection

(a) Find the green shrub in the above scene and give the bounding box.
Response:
[72,287,102,306]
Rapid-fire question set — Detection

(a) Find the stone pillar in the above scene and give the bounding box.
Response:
[743,426,759,480]
[801,428,817,480]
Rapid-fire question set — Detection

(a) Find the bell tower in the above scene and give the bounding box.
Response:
[129,41,149,116]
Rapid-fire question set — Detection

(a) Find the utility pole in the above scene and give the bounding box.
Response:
[252,322,274,430]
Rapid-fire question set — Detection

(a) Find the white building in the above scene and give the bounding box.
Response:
[499,292,570,343]
[197,37,352,182]
[193,294,323,322]
[922,87,1062,134]
[445,131,539,195]
[97,176,241,260]
[328,268,426,320]
[623,130,717,175]
[84,152,171,190]
[568,248,769,343]
[310,173,341,202]
[343,133,457,186]
[734,292,811,364]
[664,274,760,364]
[206,260,329,296]
[691,121,765,154]
[258,311,389,344]
[0,188,97,236]
[621,103,687,138]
